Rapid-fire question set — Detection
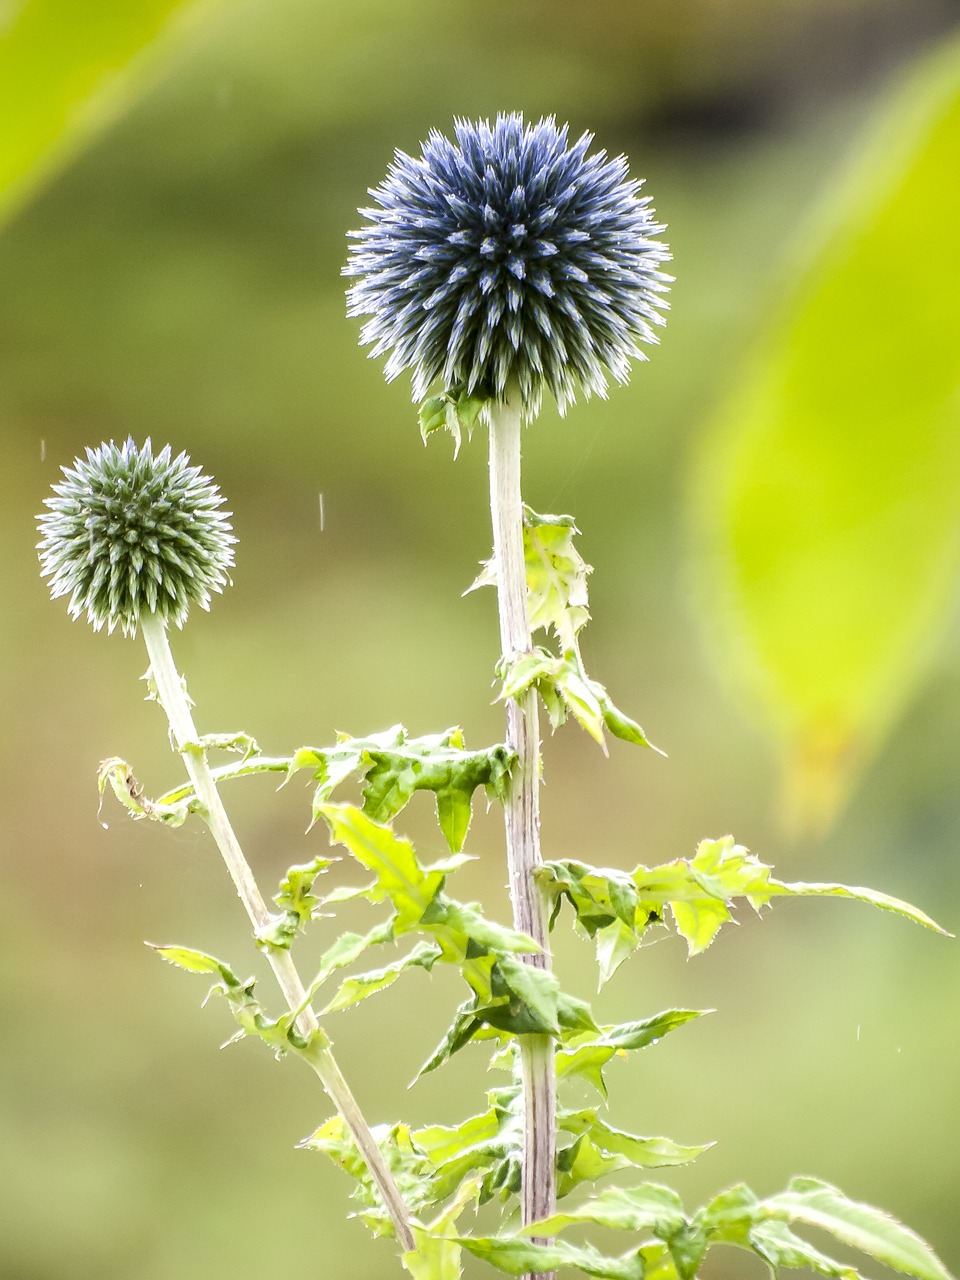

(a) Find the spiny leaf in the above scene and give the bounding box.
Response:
[757,1177,953,1280]
[559,1111,712,1174]
[541,837,947,971]
[471,506,592,651]
[148,943,317,1057]
[322,942,442,1013]
[316,803,443,933]
[414,1100,523,1206]
[415,1002,484,1079]
[148,943,239,982]
[257,855,333,950]
[361,734,514,853]
[98,757,196,825]
[457,1234,645,1279]
[500,649,661,755]
[419,384,485,455]
[747,1220,863,1279]
[527,1182,689,1240]
[147,726,514,854]
[555,1131,708,1200]
[306,920,396,996]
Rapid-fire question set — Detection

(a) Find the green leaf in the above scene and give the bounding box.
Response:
[761,1177,952,1280]
[457,1235,645,1279]
[415,1001,484,1079]
[0,0,219,231]
[322,942,442,1013]
[500,650,660,756]
[150,726,513,855]
[473,507,593,651]
[495,954,560,1035]
[418,385,486,455]
[147,943,240,982]
[98,757,196,825]
[148,943,320,1057]
[542,838,947,970]
[520,508,593,647]
[559,1111,711,1174]
[555,1010,709,1095]
[529,1182,689,1239]
[691,34,960,832]
[306,921,396,995]
[747,1220,863,1279]
[257,855,333,950]
[360,734,514,853]
[317,803,444,934]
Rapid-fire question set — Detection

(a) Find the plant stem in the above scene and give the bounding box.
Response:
[487,398,556,1262]
[139,613,416,1255]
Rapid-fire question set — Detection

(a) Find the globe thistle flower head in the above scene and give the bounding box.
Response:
[345,114,671,419]
[37,439,235,637]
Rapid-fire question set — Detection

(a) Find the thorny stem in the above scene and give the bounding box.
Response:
[487,397,557,1272]
[139,614,416,1256]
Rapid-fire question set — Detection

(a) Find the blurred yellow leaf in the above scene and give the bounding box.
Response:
[0,0,219,230]
[692,35,960,833]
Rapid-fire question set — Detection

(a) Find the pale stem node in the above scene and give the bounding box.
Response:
[487,398,557,1271]
[139,613,416,1255]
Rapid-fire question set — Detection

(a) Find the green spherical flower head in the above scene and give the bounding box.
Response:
[38,439,235,637]
[345,114,671,419]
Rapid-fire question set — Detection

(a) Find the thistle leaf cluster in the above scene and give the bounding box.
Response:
[38,114,954,1280]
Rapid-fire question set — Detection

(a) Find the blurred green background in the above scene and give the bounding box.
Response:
[2,1,960,1277]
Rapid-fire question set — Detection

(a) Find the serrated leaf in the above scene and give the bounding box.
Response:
[415,1002,483,1079]
[560,1111,712,1173]
[322,942,442,1013]
[543,837,947,969]
[419,385,486,455]
[554,1130,708,1200]
[761,1177,952,1280]
[747,1220,863,1279]
[98,757,195,825]
[495,955,560,1034]
[258,855,333,950]
[595,920,641,985]
[148,943,239,982]
[499,650,660,756]
[307,920,396,995]
[522,507,592,648]
[147,726,512,854]
[528,1182,689,1239]
[457,1234,645,1279]
[556,1010,706,1095]
[317,803,444,933]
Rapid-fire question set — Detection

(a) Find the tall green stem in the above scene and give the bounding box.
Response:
[487,398,556,1262]
[139,614,416,1255]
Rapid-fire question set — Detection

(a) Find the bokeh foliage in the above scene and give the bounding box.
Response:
[693,34,960,832]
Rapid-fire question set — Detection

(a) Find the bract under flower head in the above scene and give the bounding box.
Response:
[37,439,235,637]
[346,114,671,419]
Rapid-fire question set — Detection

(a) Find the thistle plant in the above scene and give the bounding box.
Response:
[39,116,954,1280]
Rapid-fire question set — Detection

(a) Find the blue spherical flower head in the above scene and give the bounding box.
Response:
[346,114,671,420]
[38,439,235,637]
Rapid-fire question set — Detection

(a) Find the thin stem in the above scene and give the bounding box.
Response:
[139,613,416,1255]
[487,398,557,1260]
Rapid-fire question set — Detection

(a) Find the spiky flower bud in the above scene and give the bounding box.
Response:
[346,114,671,419]
[37,439,235,637]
